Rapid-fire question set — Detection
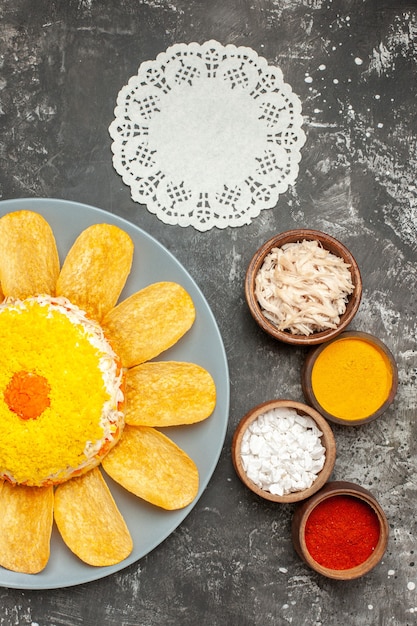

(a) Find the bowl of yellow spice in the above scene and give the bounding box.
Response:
[245,229,362,346]
[301,331,398,425]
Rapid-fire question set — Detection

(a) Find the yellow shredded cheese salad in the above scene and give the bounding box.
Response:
[0,296,124,486]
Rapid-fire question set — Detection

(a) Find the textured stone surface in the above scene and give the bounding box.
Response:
[0,1,416,624]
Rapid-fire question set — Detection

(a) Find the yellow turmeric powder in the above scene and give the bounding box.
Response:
[311,336,393,421]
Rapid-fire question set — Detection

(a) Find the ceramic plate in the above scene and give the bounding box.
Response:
[0,198,229,590]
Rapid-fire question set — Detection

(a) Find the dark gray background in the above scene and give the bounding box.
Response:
[0,1,416,624]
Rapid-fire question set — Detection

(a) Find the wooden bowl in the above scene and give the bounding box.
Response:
[231,399,336,504]
[245,229,362,346]
[291,481,389,580]
[302,331,398,426]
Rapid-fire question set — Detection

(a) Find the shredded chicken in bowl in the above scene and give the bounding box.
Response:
[255,240,355,336]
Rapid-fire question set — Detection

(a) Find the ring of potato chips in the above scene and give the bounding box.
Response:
[0,209,217,574]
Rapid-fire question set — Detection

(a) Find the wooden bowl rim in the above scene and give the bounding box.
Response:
[245,229,363,346]
[301,330,398,426]
[231,399,336,504]
[291,480,389,580]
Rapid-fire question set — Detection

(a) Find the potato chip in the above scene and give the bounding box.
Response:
[125,361,216,427]
[102,425,199,510]
[54,467,133,567]
[0,210,59,299]
[0,482,53,574]
[102,282,196,368]
[56,223,134,321]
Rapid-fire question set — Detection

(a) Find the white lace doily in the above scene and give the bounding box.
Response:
[109,40,306,231]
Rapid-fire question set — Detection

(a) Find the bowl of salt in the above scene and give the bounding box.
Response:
[231,399,336,503]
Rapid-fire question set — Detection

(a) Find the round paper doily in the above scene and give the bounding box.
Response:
[109,40,306,231]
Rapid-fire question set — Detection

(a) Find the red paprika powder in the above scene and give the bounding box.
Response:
[304,495,381,570]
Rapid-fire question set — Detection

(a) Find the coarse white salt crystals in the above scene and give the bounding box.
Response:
[240,407,326,496]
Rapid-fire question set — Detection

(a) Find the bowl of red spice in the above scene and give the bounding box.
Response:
[231,399,336,504]
[302,331,398,425]
[291,480,389,580]
[245,229,362,346]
